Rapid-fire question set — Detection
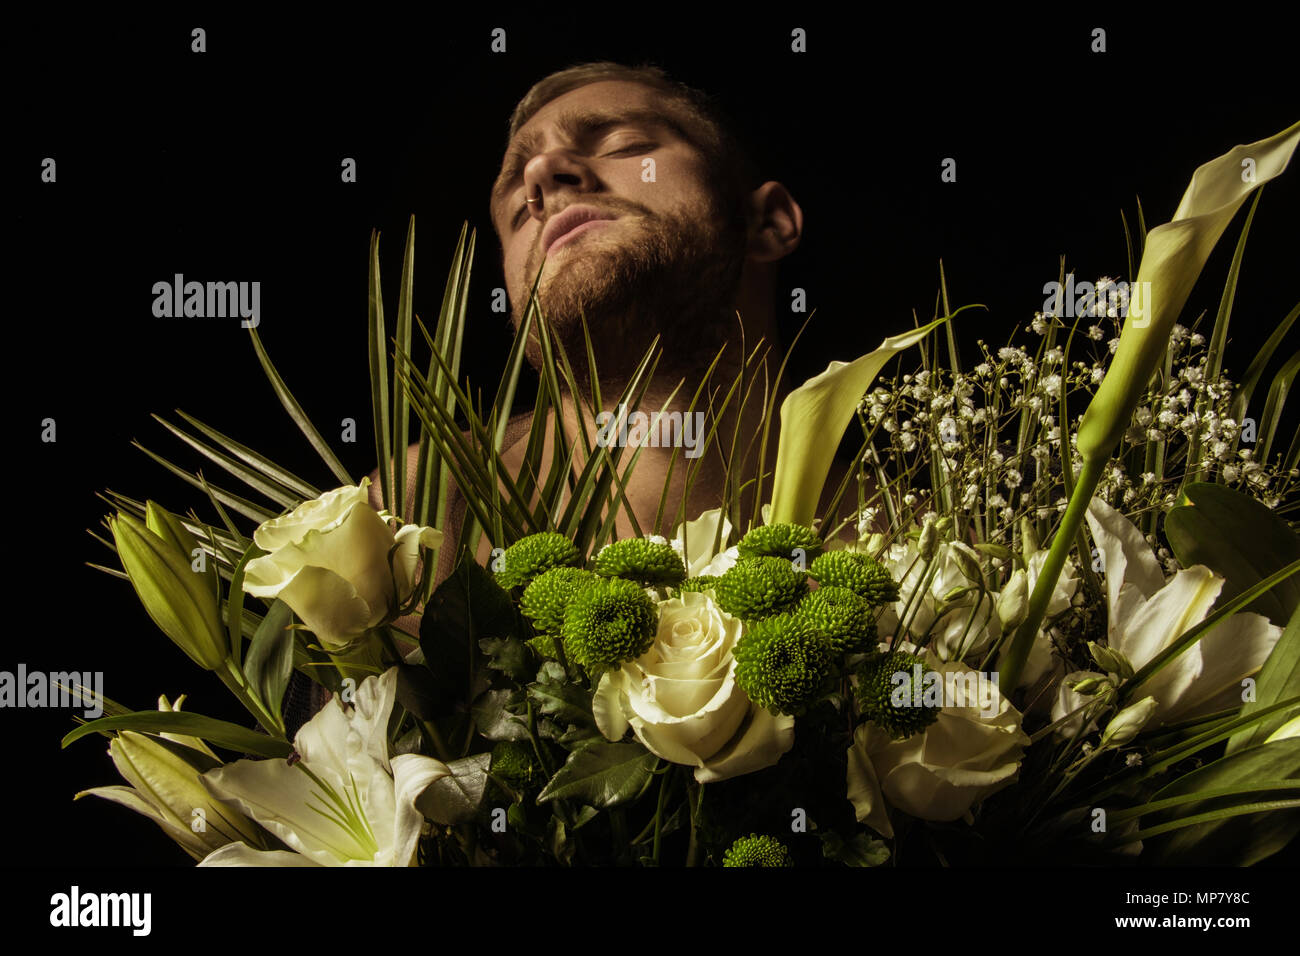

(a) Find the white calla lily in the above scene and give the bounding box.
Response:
[198,668,449,866]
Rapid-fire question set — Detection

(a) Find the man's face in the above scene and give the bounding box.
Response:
[490,80,747,371]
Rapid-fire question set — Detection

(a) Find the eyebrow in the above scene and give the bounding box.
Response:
[490,106,691,217]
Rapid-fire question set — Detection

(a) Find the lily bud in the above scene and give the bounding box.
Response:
[996,569,1029,632]
[918,515,940,561]
[1019,517,1040,566]
[1100,696,1158,748]
[1088,641,1135,680]
[110,508,228,670]
[950,541,984,586]
[76,730,261,861]
[1069,676,1108,696]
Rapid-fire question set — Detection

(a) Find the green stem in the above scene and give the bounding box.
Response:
[220,658,283,735]
[685,776,706,867]
[1000,456,1106,689]
[652,767,669,865]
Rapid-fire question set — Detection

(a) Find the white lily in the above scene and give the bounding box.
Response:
[198,668,449,866]
[1052,499,1281,730]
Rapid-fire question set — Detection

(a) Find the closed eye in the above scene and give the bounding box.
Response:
[606,141,656,156]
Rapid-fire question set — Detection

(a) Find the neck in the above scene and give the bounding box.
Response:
[553,303,788,539]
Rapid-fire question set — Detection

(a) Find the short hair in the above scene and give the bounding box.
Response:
[504,61,762,223]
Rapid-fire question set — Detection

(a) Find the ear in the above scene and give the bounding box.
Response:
[744,181,803,264]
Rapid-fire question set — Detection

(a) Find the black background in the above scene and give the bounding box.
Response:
[7,4,1298,887]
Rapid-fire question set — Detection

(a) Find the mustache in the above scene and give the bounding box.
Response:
[526,199,653,276]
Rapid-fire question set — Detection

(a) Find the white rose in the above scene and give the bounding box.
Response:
[242,478,442,649]
[592,590,794,783]
[847,656,1029,833]
[877,539,1001,661]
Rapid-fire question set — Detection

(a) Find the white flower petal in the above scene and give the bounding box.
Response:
[198,843,323,867]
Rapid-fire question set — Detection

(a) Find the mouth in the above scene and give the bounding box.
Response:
[541,205,618,259]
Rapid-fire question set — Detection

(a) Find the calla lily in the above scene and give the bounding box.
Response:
[672,508,735,578]
[1052,499,1281,729]
[1003,121,1300,690]
[197,668,449,866]
[769,316,950,527]
[1077,121,1300,459]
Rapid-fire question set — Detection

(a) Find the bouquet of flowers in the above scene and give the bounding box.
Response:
[70,123,1300,866]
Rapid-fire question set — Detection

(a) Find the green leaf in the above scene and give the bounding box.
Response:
[1258,349,1300,464]
[241,599,295,733]
[369,229,394,513]
[247,325,352,486]
[537,739,657,808]
[173,410,322,501]
[470,688,530,741]
[62,711,292,758]
[527,678,595,728]
[479,636,534,682]
[415,753,491,825]
[1231,300,1299,424]
[1229,603,1300,753]
[392,216,416,519]
[131,442,277,524]
[1165,482,1300,626]
[820,830,891,867]
[1136,738,1300,863]
[419,554,518,710]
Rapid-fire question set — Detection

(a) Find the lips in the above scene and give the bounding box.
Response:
[541,205,617,258]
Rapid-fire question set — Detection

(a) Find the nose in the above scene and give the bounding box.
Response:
[522,149,598,224]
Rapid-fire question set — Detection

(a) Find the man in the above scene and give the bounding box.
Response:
[374,61,817,587]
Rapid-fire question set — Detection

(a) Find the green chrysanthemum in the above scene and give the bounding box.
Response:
[734,613,832,716]
[520,566,599,635]
[495,532,580,590]
[592,537,687,586]
[737,523,823,560]
[855,651,941,739]
[722,833,794,867]
[809,551,899,605]
[714,556,808,621]
[489,740,544,792]
[561,576,658,671]
[795,585,874,653]
[675,575,720,595]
